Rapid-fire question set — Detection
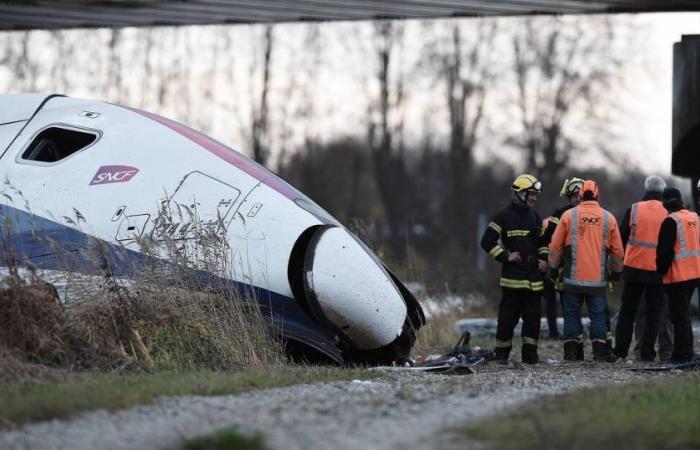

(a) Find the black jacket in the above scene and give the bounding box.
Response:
[480,201,547,291]
[619,191,663,284]
[656,205,683,280]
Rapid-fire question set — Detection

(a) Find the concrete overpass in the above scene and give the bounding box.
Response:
[1,1,700,31]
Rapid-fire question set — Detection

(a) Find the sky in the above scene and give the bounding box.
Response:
[1,12,699,178]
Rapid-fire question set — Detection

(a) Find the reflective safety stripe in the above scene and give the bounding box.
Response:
[600,211,610,281]
[488,222,502,234]
[628,238,657,249]
[489,245,505,259]
[611,256,624,271]
[571,207,579,278]
[539,226,546,237]
[606,331,613,340]
[500,278,544,291]
[548,217,560,225]
[506,229,530,237]
[671,213,700,259]
[629,203,657,249]
[522,336,538,346]
[495,340,512,348]
[549,250,562,266]
[562,277,607,288]
[592,338,607,344]
[538,246,548,255]
[564,338,582,344]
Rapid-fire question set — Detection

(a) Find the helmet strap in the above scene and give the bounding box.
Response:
[513,191,528,205]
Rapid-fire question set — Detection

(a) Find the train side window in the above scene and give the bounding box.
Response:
[21,126,98,163]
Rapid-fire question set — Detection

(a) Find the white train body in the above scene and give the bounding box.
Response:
[0,94,425,364]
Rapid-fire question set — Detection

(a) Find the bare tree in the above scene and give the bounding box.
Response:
[367,21,409,257]
[509,16,629,192]
[251,25,274,165]
[426,20,497,250]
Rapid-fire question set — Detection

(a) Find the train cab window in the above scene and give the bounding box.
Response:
[21,126,98,163]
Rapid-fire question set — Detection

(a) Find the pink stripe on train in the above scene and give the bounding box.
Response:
[127,107,302,201]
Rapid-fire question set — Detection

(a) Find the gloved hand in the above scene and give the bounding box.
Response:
[546,268,559,283]
[611,271,622,282]
[507,251,522,263]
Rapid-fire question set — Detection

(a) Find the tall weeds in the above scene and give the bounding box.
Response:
[0,196,284,384]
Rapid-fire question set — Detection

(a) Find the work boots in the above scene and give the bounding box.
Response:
[494,348,511,365]
[592,341,618,363]
[563,341,579,361]
[521,344,539,364]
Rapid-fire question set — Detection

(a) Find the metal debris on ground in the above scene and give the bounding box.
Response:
[627,359,700,372]
[374,331,490,375]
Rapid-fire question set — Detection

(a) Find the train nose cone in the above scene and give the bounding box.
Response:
[304,226,407,349]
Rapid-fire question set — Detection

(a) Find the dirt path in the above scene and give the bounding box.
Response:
[0,364,676,450]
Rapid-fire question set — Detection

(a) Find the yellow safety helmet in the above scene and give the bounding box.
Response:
[559,177,584,197]
[512,174,542,193]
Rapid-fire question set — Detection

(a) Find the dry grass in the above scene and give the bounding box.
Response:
[0,268,283,385]
[413,307,464,355]
[0,198,284,384]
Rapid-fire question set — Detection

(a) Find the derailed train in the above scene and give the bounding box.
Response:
[0,94,425,364]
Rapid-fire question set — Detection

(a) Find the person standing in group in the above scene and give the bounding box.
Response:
[480,174,548,364]
[541,177,584,339]
[655,188,699,363]
[548,179,624,362]
[613,175,667,361]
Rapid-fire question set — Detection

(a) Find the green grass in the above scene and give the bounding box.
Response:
[0,366,372,427]
[455,373,700,450]
[182,428,266,450]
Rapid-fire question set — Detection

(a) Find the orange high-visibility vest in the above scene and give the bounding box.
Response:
[624,200,667,271]
[662,209,700,284]
[548,201,624,289]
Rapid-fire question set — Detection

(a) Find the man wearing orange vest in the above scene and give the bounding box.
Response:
[541,177,584,339]
[655,188,699,363]
[613,175,667,361]
[548,179,624,362]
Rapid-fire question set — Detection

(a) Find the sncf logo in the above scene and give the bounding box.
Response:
[688,221,698,228]
[580,216,601,225]
[90,165,139,185]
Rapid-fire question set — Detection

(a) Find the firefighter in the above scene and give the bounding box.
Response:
[613,175,667,361]
[655,188,699,363]
[480,174,548,364]
[542,177,584,339]
[548,179,624,362]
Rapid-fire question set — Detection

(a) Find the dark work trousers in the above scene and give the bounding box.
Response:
[664,283,696,363]
[614,281,664,360]
[495,288,542,354]
[542,280,559,336]
[633,298,673,361]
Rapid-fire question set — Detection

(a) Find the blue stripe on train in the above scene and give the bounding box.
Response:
[0,202,342,362]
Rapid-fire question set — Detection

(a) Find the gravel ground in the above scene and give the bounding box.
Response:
[0,360,682,450]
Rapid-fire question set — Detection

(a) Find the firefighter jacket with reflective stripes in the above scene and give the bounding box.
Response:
[542,204,574,245]
[480,201,547,291]
[548,200,624,295]
[619,191,664,284]
[656,208,700,285]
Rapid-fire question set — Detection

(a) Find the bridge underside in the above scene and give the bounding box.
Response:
[1,0,699,31]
